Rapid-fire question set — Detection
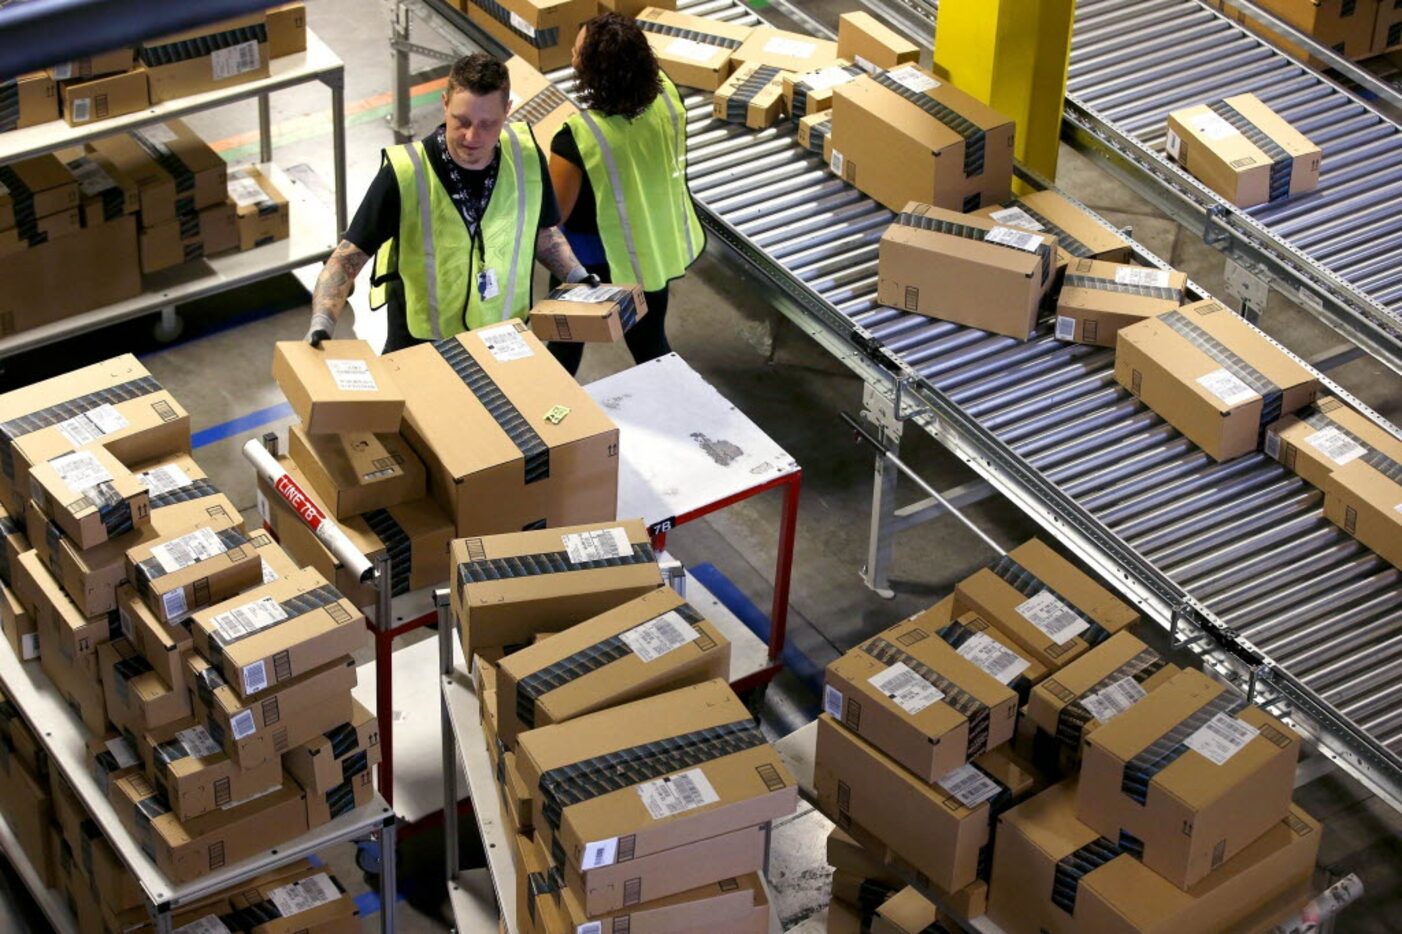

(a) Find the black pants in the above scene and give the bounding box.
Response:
[546,261,671,377]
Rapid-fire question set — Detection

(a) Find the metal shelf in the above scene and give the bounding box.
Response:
[0,810,78,934]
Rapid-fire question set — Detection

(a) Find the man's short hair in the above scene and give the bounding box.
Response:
[446,53,510,102]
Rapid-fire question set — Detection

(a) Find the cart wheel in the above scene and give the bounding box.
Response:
[356,838,382,876]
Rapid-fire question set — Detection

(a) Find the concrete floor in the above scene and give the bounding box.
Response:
[1,0,1400,930]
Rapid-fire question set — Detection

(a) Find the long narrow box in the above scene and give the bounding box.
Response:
[836,11,919,72]
[635,8,754,90]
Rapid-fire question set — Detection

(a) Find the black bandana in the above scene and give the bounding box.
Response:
[435,125,498,236]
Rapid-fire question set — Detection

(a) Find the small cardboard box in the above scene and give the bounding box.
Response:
[529,283,649,344]
[912,596,1048,701]
[0,501,27,583]
[464,0,596,72]
[516,680,796,910]
[1264,394,1399,492]
[953,539,1140,672]
[781,62,863,122]
[110,771,307,884]
[732,27,839,73]
[1166,94,1321,208]
[33,596,109,735]
[636,8,754,90]
[139,198,239,271]
[140,717,284,821]
[227,166,290,251]
[823,613,1019,782]
[87,124,225,226]
[497,587,730,745]
[1115,299,1321,462]
[0,154,80,228]
[274,340,405,435]
[61,68,149,127]
[797,111,831,155]
[302,765,375,827]
[562,871,769,933]
[872,886,938,934]
[284,699,380,795]
[1054,259,1187,347]
[0,73,59,132]
[189,567,366,699]
[266,3,308,57]
[1077,668,1301,888]
[1324,449,1402,569]
[99,636,190,734]
[15,548,112,662]
[138,14,271,102]
[126,521,262,624]
[451,520,663,660]
[836,11,919,72]
[288,425,426,520]
[0,578,35,662]
[988,782,1319,934]
[505,54,579,150]
[28,445,151,549]
[46,47,134,82]
[713,62,792,129]
[116,583,189,691]
[877,203,1057,341]
[996,189,1134,264]
[829,67,1015,213]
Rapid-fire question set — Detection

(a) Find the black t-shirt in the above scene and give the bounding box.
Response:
[550,124,598,237]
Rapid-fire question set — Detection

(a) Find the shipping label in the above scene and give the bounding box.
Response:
[151,528,227,574]
[325,358,378,392]
[636,768,720,820]
[956,632,1030,685]
[1185,712,1259,765]
[478,322,534,361]
[867,661,944,715]
[621,610,700,663]
[936,763,1002,808]
[1080,676,1147,724]
[1015,589,1089,645]
[1196,368,1259,407]
[562,526,631,563]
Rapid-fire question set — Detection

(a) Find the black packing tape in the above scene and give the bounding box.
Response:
[1051,835,1129,915]
[874,71,984,177]
[514,85,570,126]
[1159,309,1284,437]
[149,478,218,510]
[636,20,742,50]
[0,165,43,243]
[361,508,412,597]
[457,541,655,585]
[1002,202,1096,259]
[137,23,268,67]
[1053,649,1167,749]
[1300,409,1402,482]
[1119,690,1247,804]
[0,374,162,480]
[725,65,782,123]
[434,336,550,484]
[0,79,18,133]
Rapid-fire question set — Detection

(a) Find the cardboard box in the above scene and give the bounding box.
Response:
[1325,451,1402,569]
[827,826,901,885]
[116,584,188,694]
[385,322,619,535]
[980,190,1135,268]
[953,539,1140,672]
[139,199,238,272]
[877,203,1057,340]
[227,165,290,250]
[1115,299,1321,461]
[528,283,648,343]
[1228,0,1375,63]
[505,55,579,150]
[100,636,190,734]
[87,126,225,227]
[288,425,426,520]
[189,567,366,699]
[141,716,285,821]
[913,595,1048,700]
[836,11,920,72]
[516,681,796,910]
[0,72,59,132]
[35,604,110,736]
[782,62,864,122]
[1375,0,1402,53]
[284,699,380,795]
[598,0,676,19]
[0,501,26,583]
[1053,259,1187,347]
[57,145,137,227]
[47,48,133,81]
[110,771,307,884]
[636,8,754,91]
[0,154,79,228]
[452,520,662,660]
[89,731,142,796]
[829,67,1015,213]
[0,205,82,256]
[988,781,1319,934]
[872,886,938,934]
[188,652,357,769]
[1264,394,1397,491]
[0,212,142,337]
[562,871,770,933]
[497,587,730,745]
[29,444,151,549]
[1166,94,1321,208]
[126,520,262,624]
[713,62,791,129]
[138,14,271,102]
[273,340,405,435]
[823,612,1019,782]
[0,578,35,661]
[797,111,831,155]
[464,0,595,71]
[0,741,55,888]
[732,27,839,73]
[15,548,112,664]
[61,68,149,127]
[1077,668,1301,888]
[50,772,144,912]
[301,762,374,827]
[266,3,308,57]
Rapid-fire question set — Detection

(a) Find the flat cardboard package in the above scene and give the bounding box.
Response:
[1324,448,1402,569]
[829,66,1015,213]
[117,583,189,692]
[823,613,1018,782]
[288,425,426,520]
[452,520,663,660]
[516,681,795,912]
[61,69,149,127]
[1264,394,1399,491]
[384,322,619,535]
[267,3,309,57]
[636,8,754,90]
[227,166,291,250]
[126,521,262,624]
[877,203,1056,340]
[273,340,406,435]
[138,14,271,102]
[1077,668,1300,888]
[1166,94,1321,208]
[110,771,307,884]
[87,123,227,226]
[981,190,1134,266]
[28,444,151,549]
[872,886,938,934]
[284,699,380,794]
[140,717,285,821]
[99,636,190,735]
[988,782,1318,934]
[1115,299,1321,461]
[496,587,730,744]
[561,871,770,933]
[46,47,133,82]
[0,154,79,227]
[797,111,831,155]
[506,55,579,150]
[189,567,366,699]
[0,213,142,337]
[836,11,920,72]
[732,27,839,73]
[1027,632,1178,753]
[953,539,1140,672]
[782,62,864,122]
[529,283,648,343]
[713,62,791,129]
[464,0,595,71]
[0,73,59,132]
[1054,259,1187,347]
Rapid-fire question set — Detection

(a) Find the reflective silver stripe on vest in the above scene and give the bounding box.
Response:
[658,85,696,262]
[403,142,442,340]
[577,108,646,286]
[501,126,529,321]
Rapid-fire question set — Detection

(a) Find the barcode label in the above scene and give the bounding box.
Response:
[665,37,718,63]
[1189,111,1238,142]
[1185,712,1259,765]
[1055,316,1076,342]
[1303,426,1366,465]
[140,463,193,496]
[1196,368,1259,407]
[261,559,279,584]
[1114,267,1172,288]
[1016,590,1089,645]
[478,322,534,361]
[621,610,700,663]
[582,838,619,869]
[1264,429,1281,460]
[577,924,603,934]
[20,632,38,660]
[325,358,378,392]
[636,768,720,820]
[174,915,233,934]
[762,36,816,59]
[1080,676,1148,724]
[211,596,288,642]
[242,659,269,695]
[985,226,1044,253]
[269,873,339,916]
[956,632,1030,685]
[151,528,227,573]
[557,285,619,304]
[829,149,845,176]
[67,156,119,197]
[211,39,261,81]
[823,684,843,719]
[227,175,267,207]
[55,403,128,446]
[163,588,188,621]
[562,527,631,563]
[48,450,112,495]
[175,725,222,759]
[989,206,1044,231]
[1165,129,1183,161]
[71,97,91,123]
[885,64,938,93]
[509,10,536,36]
[105,736,139,769]
[800,65,858,92]
[867,661,944,715]
[230,709,257,740]
[936,763,1002,808]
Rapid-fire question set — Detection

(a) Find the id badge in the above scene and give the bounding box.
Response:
[477,268,500,301]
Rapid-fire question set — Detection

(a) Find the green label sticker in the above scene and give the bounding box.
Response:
[545,405,571,425]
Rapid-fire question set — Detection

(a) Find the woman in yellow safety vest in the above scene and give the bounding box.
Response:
[547,12,705,376]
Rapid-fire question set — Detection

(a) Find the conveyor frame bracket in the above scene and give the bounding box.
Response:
[1202,205,1233,252]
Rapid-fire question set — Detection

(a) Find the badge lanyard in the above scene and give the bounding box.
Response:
[434,126,498,304]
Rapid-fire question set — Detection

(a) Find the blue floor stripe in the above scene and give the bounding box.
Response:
[191,401,293,449]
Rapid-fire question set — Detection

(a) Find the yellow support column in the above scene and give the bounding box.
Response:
[932,0,1075,184]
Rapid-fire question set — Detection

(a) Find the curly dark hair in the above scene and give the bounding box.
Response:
[574,12,661,120]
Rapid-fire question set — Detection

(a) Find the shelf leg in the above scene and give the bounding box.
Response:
[390,2,415,145]
[330,77,348,234]
[768,473,800,665]
[258,93,273,165]
[152,306,183,343]
[438,588,460,883]
[375,553,395,809]
[379,816,399,934]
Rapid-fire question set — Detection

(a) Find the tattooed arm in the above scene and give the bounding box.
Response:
[534,226,591,284]
[306,240,371,345]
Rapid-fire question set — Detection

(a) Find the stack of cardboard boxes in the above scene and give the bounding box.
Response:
[1209,0,1401,63]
